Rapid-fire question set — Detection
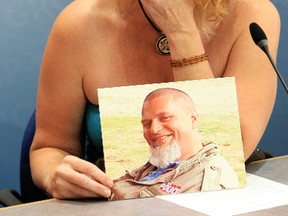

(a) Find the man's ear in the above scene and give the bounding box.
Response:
[191,111,199,120]
[191,111,199,128]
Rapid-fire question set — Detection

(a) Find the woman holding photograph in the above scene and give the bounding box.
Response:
[30,0,280,200]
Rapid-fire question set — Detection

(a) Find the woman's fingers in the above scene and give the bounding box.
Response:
[50,155,113,199]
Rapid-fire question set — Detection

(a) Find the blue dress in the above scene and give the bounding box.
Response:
[84,102,105,171]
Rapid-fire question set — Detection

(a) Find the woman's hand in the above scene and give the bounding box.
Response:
[139,0,212,80]
[139,0,196,36]
[47,155,113,199]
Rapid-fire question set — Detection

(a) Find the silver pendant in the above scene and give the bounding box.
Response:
[156,34,170,55]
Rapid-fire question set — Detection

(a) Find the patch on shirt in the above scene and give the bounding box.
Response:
[159,181,181,195]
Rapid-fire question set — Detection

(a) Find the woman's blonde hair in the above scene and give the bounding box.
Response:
[194,0,229,37]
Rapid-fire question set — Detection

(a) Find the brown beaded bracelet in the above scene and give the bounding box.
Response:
[170,53,208,67]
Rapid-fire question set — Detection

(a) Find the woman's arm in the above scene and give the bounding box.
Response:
[30,4,113,199]
[224,1,280,159]
[139,0,281,159]
[139,0,214,79]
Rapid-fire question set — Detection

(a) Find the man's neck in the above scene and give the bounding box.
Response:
[179,139,203,161]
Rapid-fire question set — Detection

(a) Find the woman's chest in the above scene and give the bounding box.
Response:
[82,36,229,104]
[82,50,174,104]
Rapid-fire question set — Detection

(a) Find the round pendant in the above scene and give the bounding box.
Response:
[156,34,170,55]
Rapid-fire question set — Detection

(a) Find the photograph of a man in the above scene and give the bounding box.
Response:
[109,88,239,200]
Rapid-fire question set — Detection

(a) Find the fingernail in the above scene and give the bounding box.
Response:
[104,189,111,198]
[107,179,113,187]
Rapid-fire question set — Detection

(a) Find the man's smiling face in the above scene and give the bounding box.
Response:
[141,94,194,150]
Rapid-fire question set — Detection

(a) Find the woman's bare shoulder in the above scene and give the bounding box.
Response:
[49,0,114,45]
[228,0,280,26]
[223,0,280,47]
